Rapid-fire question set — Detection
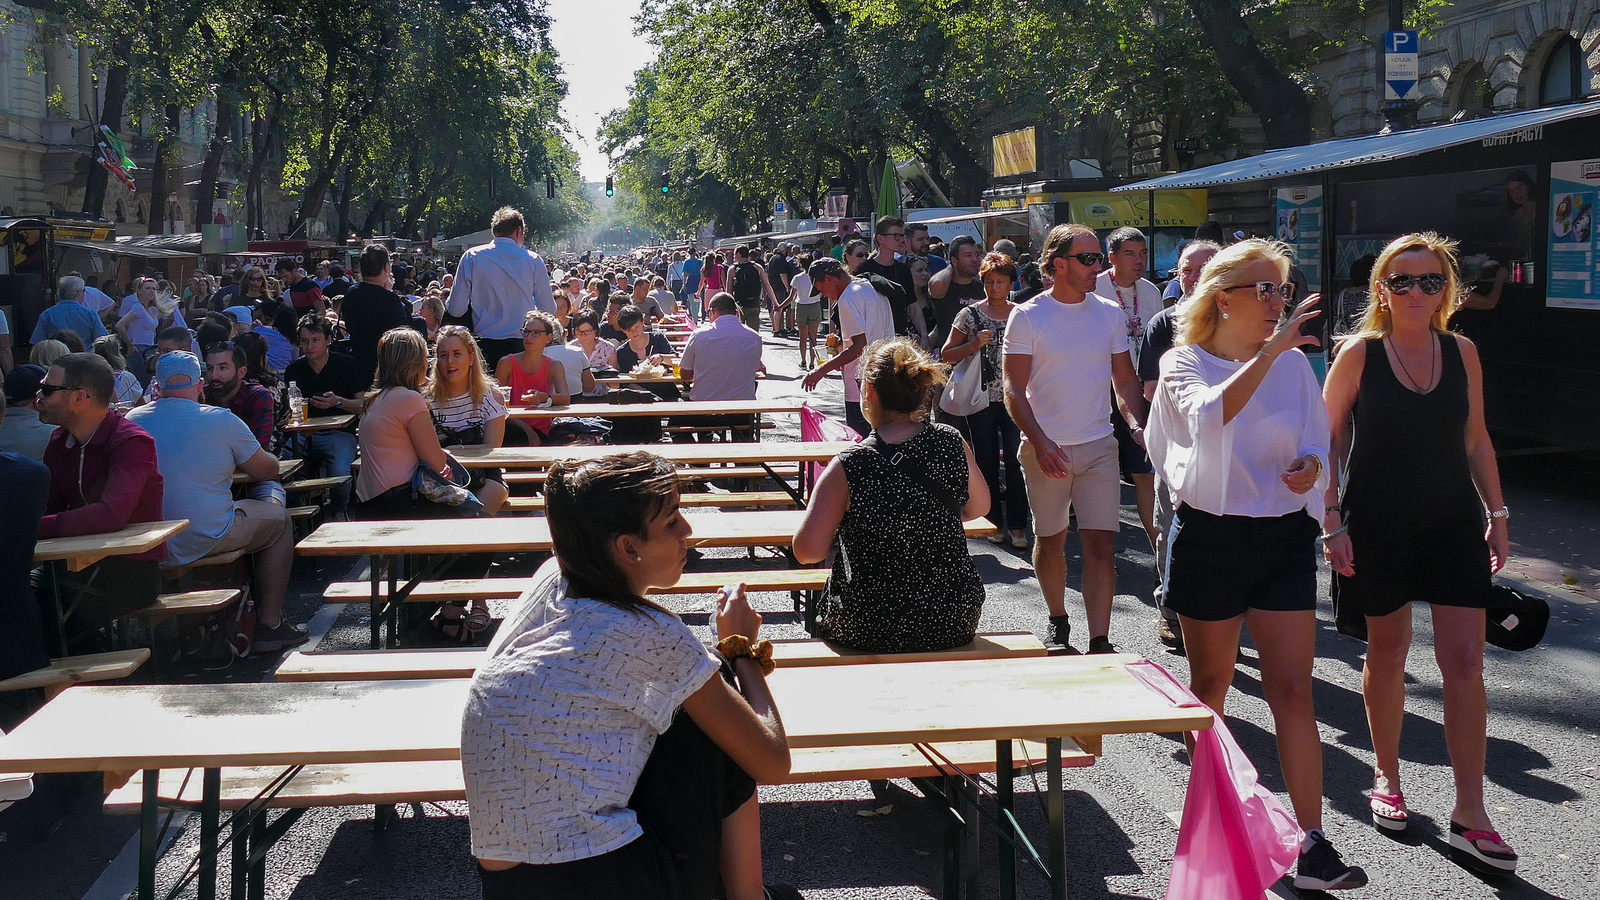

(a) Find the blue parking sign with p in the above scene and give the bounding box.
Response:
[1385,30,1417,53]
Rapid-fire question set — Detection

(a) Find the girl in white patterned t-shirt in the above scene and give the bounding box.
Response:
[461,451,798,900]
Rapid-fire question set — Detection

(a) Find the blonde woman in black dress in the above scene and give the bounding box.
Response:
[1322,232,1516,873]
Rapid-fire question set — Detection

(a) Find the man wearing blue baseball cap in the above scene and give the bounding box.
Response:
[129,351,308,652]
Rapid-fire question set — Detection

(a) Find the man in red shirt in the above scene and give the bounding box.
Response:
[205,341,284,505]
[275,258,325,315]
[36,352,166,618]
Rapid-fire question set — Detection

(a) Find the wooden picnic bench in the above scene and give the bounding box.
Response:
[33,520,190,657]
[504,399,801,420]
[319,567,831,606]
[0,655,1209,900]
[500,464,800,488]
[0,649,150,699]
[502,489,797,512]
[272,632,1048,682]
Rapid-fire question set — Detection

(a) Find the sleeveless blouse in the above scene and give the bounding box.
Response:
[817,422,984,653]
[505,354,555,435]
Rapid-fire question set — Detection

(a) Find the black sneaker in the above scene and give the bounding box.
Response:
[1087,635,1117,655]
[763,885,804,900]
[253,620,310,653]
[1293,830,1368,891]
[1045,614,1074,653]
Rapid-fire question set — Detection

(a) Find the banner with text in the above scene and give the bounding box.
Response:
[1275,185,1323,293]
[992,127,1038,178]
[1547,158,1600,310]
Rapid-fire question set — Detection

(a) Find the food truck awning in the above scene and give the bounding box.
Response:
[908,209,1028,225]
[1113,101,1600,191]
[57,238,198,259]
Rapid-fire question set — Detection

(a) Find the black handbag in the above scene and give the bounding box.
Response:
[1485,585,1549,651]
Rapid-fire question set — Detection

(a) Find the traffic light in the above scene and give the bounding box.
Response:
[660,171,670,194]
[605,176,614,197]
[546,175,555,199]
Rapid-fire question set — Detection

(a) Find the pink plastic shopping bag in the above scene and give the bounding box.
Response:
[800,401,862,480]
[1125,659,1303,900]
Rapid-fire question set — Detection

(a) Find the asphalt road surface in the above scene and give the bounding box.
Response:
[2,328,1595,900]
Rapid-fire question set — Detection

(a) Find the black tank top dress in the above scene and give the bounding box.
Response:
[1335,336,1492,617]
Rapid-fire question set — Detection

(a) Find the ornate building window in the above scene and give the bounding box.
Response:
[1539,35,1589,106]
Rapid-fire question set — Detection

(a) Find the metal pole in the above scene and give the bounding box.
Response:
[1382,0,1417,130]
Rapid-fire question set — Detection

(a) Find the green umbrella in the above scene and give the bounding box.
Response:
[876,157,900,226]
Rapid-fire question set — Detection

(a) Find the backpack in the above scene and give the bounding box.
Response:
[731,261,763,305]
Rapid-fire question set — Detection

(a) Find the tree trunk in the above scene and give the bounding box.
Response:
[400,153,456,238]
[147,103,179,236]
[1184,0,1312,148]
[82,53,130,219]
[195,92,235,229]
[334,161,356,239]
[245,92,281,239]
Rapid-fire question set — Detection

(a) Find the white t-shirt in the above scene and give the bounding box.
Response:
[791,272,817,304]
[1002,292,1131,447]
[428,388,506,438]
[836,279,894,402]
[117,297,187,346]
[112,369,142,406]
[461,559,718,865]
[1147,345,1330,519]
[543,342,589,397]
[1094,271,1162,368]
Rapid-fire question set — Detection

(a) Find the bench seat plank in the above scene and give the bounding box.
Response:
[128,590,241,621]
[274,633,1046,683]
[505,491,798,512]
[321,569,832,604]
[285,476,351,492]
[504,465,799,486]
[105,738,1091,813]
[0,649,151,695]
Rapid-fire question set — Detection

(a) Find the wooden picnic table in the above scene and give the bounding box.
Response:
[453,439,844,468]
[281,413,355,434]
[233,458,302,484]
[501,398,803,422]
[32,519,190,658]
[0,655,1210,900]
[593,372,768,387]
[298,508,993,648]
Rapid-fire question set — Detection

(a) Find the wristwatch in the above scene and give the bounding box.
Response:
[1488,506,1510,520]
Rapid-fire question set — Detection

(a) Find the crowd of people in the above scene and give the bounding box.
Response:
[0,202,1522,896]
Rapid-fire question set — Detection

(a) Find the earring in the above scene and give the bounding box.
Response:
[633,554,643,562]
[1221,312,1229,319]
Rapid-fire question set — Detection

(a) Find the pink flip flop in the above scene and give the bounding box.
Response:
[1450,821,1518,873]
[1368,789,1408,832]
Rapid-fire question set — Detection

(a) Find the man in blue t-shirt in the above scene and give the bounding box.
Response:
[128,352,308,653]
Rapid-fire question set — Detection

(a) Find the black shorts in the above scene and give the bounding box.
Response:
[1111,411,1154,476]
[478,655,755,900]
[1164,504,1319,621]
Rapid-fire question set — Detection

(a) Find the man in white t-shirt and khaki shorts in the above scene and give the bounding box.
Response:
[1004,224,1148,654]
[801,258,894,437]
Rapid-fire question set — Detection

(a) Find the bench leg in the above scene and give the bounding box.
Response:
[1046,737,1065,900]
[198,767,222,900]
[996,740,1014,900]
[139,769,160,900]
[248,810,267,900]
[962,778,980,900]
[231,812,250,900]
[369,555,383,650]
[940,775,961,900]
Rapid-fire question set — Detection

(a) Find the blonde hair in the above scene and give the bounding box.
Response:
[92,334,128,371]
[30,339,71,368]
[1176,238,1291,347]
[366,328,429,410]
[860,337,948,416]
[1341,232,1463,346]
[426,325,496,409]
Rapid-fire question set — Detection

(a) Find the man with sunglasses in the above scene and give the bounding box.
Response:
[855,216,917,335]
[36,352,167,623]
[1004,224,1147,654]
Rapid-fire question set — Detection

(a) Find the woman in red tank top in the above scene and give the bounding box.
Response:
[494,310,569,444]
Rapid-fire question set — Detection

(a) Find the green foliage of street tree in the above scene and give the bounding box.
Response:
[602,0,1371,237]
[21,0,588,241]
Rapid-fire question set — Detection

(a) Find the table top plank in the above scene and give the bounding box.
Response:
[233,458,302,484]
[296,510,994,556]
[34,520,189,571]
[0,656,1208,774]
[453,440,851,469]
[505,399,801,420]
[282,413,355,434]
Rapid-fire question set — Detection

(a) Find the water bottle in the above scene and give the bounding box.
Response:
[287,382,304,423]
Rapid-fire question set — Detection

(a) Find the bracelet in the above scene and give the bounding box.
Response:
[1308,454,1324,481]
[715,634,776,676]
[1488,506,1510,520]
[1320,524,1349,540]
[1324,504,1340,513]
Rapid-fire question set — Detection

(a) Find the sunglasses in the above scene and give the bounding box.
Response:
[1222,281,1297,302]
[36,383,77,396]
[1383,272,1446,295]
[1064,252,1106,267]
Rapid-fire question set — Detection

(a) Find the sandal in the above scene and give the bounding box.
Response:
[463,607,493,639]
[431,606,472,644]
[1368,789,1408,832]
[1449,821,1518,873]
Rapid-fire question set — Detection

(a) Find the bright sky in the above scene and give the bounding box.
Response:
[548,0,653,182]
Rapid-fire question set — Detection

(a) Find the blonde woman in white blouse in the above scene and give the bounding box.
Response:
[1148,239,1366,892]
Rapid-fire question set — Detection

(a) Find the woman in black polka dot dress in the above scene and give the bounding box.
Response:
[793,338,989,652]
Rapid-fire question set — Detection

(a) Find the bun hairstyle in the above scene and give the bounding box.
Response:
[860,337,947,416]
[545,451,681,611]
